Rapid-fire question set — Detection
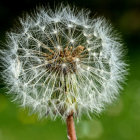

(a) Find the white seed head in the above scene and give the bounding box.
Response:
[0,5,127,119]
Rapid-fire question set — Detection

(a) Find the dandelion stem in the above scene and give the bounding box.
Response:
[66,112,77,140]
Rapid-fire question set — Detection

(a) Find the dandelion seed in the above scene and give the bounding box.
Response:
[54,18,60,23]
[37,43,41,48]
[56,45,61,50]
[87,48,91,51]
[74,58,80,62]
[62,63,67,68]
[93,52,97,56]
[26,33,31,39]
[102,42,107,47]
[83,32,88,37]
[68,24,73,28]
[84,25,90,29]
[53,30,58,34]
[94,31,98,37]
[70,39,74,43]
[77,64,81,69]
[100,52,103,56]
[41,26,45,31]
[87,40,91,44]
[87,66,90,71]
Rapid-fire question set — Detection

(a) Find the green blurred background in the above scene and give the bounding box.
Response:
[0,0,140,140]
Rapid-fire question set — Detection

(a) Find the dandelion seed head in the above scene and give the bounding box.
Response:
[0,5,127,119]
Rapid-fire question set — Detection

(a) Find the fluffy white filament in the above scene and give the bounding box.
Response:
[0,5,127,119]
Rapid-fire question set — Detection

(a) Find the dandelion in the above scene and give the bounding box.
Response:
[0,5,127,140]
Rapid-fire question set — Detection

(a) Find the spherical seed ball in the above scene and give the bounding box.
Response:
[0,5,127,119]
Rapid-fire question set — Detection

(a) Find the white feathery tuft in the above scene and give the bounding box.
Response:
[0,5,127,119]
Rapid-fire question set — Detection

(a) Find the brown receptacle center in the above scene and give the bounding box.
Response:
[45,45,85,74]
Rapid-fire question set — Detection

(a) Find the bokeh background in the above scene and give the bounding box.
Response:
[0,0,140,140]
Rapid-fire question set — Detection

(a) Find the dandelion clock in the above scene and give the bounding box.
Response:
[0,5,127,140]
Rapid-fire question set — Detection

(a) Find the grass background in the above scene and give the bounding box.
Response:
[0,0,140,139]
